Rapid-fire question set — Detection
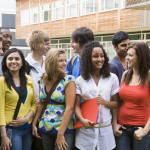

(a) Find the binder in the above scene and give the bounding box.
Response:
[74,97,99,129]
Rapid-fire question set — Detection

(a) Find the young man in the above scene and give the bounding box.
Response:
[110,31,130,84]
[66,27,94,78]
[0,27,12,76]
[25,29,51,103]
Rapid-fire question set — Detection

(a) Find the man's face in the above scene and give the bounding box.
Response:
[113,39,130,58]
[0,41,3,56]
[70,39,82,54]
[0,29,12,51]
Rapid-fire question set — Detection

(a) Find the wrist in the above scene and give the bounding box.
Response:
[1,134,7,138]
[143,128,148,136]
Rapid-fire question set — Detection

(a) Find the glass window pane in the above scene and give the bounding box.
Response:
[56,7,62,19]
[146,34,150,39]
[59,39,70,43]
[70,4,76,17]
[67,49,70,59]
[86,0,93,14]
[105,0,115,10]
[146,41,150,47]
[95,37,101,41]
[129,34,141,40]
[44,11,50,21]
[82,1,85,15]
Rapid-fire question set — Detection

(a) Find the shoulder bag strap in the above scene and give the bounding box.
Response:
[39,74,65,120]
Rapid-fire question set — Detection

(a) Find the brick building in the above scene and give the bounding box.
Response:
[15,0,150,59]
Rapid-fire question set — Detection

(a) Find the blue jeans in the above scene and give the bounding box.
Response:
[116,125,149,150]
[10,126,32,150]
[41,134,73,150]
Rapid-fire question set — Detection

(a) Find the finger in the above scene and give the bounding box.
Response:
[64,141,68,147]
[88,121,94,125]
[10,141,12,147]
[62,143,67,150]
[122,126,126,129]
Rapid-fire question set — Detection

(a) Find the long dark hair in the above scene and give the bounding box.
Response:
[80,41,110,81]
[125,42,150,87]
[2,48,27,97]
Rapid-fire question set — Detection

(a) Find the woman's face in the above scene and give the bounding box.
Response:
[6,52,23,73]
[126,48,139,68]
[55,53,67,73]
[91,47,105,70]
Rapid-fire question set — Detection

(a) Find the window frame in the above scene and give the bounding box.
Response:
[40,3,51,23]
[81,0,97,16]
[30,6,39,25]
[65,0,79,19]
[99,0,118,13]
[21,9,29,26]
[52,0,64,21]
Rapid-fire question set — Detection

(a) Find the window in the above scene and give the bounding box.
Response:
[30,7,39,24]
[81,0,97,16]
[40,4,50,22]
[21,9,29,26]
[52,0,64,21]
[99,0,118,12]
[66,0,79,18]
[121,0,125,8]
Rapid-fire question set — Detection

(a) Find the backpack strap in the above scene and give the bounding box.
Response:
[25,60,38,75]
[70,55,78,75]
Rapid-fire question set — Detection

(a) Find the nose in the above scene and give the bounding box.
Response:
[70,42,73,47]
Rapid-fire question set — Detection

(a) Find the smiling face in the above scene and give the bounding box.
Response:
[114,39,130,58]
[126,48,139,68]
[55,53,67,74]
[0,29,12,51]
[36,40,51,55]
[6,52,23,73]
[91,47,105,70]
[70,39,82,55]
[0,41,3,56]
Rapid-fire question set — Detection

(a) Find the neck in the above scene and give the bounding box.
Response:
[31,51,43,63]
[91,69,101,78]
[78,49,83,58]
[132,67,140,76]
[116,54,126,63]
[10,71,20,79]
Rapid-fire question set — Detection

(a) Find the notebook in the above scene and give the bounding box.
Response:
[74,97,99,129]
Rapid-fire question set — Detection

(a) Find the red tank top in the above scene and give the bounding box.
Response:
[118,82,150,126]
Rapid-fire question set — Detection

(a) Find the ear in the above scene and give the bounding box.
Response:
[113,44,117,51]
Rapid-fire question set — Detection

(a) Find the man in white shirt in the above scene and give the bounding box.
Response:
[0,27,12,76]
[25,29,51,103]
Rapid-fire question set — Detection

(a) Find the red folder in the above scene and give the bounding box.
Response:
[74,97,99,129]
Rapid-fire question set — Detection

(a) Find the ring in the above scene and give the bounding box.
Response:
[120,125,123,129]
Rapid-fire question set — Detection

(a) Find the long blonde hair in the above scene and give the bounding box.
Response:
[41,48,66,84]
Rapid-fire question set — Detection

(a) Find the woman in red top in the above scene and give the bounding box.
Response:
[113,42,150,150]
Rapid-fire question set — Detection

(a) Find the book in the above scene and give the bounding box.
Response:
[74,97,99,129]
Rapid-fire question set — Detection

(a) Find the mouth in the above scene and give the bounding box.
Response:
[96,62,103,66]
[5,43,11,47]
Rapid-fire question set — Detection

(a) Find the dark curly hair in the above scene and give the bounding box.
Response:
[80,41,110,81]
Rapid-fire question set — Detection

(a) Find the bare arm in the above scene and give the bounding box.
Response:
[112,71,127,136]
[56,81,76,150]
[96,93,119,109]
[0,126,12,150]
[74,94,94,129]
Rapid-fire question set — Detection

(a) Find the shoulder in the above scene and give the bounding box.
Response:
[64,75,75,82]
[26,75,33,83]
[0,76,5,82]
[76,75,83,82]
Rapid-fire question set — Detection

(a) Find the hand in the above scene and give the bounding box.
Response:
[96,94,106,105]
[55,134,68,150]
[32,125,41,139]
[0,135,12,150]
[80,118,94,129]
[134,127,147,140]
[9,117,28,127]
[113,123,126,136]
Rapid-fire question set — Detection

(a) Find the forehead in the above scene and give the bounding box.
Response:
[119,39,130,44]
[127,48,136,54]
[7,52,21,58]
[0,29,12,35]
[92,47,103,54]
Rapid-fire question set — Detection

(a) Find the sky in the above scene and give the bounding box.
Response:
[0,0,16,11]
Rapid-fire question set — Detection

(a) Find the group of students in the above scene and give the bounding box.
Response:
[0,27,149,150]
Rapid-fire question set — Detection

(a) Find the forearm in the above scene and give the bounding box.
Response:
[144,117,150,134]
[58,107,73,135]
[104,100,119,109]
[74,105,84,122]
[112,109,119,125]
[32,101,44,126]
[0,126,7,137]
[25,110,34,122]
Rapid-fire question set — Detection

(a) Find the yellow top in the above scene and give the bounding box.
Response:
[0,75,37,126]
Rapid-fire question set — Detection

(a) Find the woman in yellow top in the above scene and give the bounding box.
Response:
[0,48,37,150]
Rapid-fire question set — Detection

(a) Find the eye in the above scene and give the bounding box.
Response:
[8,57,13,60]
[15,57,20,61]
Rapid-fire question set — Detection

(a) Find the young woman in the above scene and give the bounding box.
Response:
[113,42,150,150]
[32,48,76,150]
[74,41,120,150]
[0,48,37,150]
